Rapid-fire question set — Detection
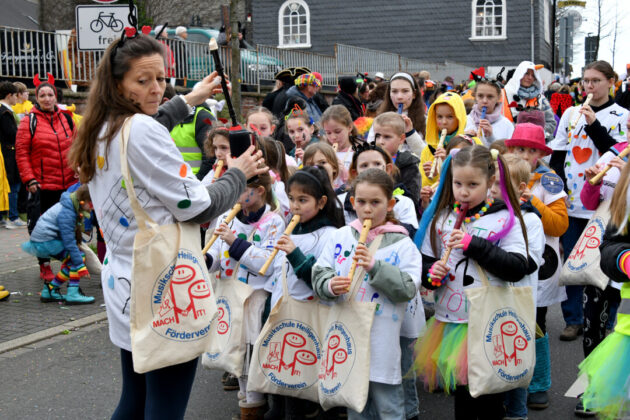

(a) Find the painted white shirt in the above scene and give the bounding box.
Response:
[421,209,528,323]
[273,180,291,223]
[269,226,337,308]
[521,211,545,308]
[530,180,569,306]
[315,226,422,384]
[464,114,515,146]
[89,114,212,351]
[206,204,286,292]
[548,102,628,219]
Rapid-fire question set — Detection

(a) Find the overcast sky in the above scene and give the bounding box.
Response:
[568,0,629,77]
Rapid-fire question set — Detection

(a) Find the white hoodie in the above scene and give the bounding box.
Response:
[504,61,556,139]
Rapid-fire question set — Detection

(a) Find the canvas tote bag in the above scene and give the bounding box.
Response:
[465,261,536,397]
[559,200,610,290]
[202,230,256,377]
[247,257,327,403]
[121,116,218,374]
[317,236,381,413]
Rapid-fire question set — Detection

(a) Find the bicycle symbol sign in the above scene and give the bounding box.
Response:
[90,12,123,33]
[76,5,136,50]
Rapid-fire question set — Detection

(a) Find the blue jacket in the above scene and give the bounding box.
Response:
[285,86,323,123]
[30,191,86,268]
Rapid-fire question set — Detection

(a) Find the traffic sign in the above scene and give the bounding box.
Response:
[76,5,135,51]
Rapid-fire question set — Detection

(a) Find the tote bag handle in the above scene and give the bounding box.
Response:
[118,116,161,232]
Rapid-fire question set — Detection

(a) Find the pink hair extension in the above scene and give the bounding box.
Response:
[487,157,515,242]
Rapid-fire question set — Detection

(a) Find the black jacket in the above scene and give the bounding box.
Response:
[394,151,421,216]
[0,105,20,185]
[332,91,363,121]
[271,87,291,120]
[600,223,630,283]
[421,200,531,289]
[263,88,283,112]
[313,93,330,113]
[615,86,630,111]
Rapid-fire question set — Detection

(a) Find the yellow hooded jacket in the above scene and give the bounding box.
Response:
[421,92,479,186]
[12,100,33,118]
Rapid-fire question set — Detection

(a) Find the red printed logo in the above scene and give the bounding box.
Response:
[258,320,321,390]
[319,322,355,395]
[151,250,213,341]
[483,308,533,382]
[567,217,605,272]
[204,297,232,361]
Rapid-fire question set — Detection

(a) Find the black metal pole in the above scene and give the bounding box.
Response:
[552,0,557,74]
[209,45,238,126]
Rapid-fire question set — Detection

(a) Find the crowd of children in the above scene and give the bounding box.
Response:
[6,56,630,420]
[197,59,630,420]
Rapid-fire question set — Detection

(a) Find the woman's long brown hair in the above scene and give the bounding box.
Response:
[68,35,165,184]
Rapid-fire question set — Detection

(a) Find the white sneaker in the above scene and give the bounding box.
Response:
[5,219,27,229]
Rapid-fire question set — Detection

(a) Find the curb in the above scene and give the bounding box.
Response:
[0,311,108,354]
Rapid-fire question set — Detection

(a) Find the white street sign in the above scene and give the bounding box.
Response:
[76,5,135,51]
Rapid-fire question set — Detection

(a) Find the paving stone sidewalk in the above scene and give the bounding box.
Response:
[0,227,105,345]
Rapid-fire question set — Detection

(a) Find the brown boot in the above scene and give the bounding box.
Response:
[238,400,267,420]
[559,324,583,341]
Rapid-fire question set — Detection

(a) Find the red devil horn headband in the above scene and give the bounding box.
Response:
[33,73,55,87]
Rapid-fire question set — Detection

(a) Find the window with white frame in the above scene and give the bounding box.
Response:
[471,0,507,40]
[278,0,311,48]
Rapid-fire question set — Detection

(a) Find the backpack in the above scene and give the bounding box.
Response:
[28,111,74,139]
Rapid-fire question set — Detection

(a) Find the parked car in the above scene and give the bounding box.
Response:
[153,27,282,87]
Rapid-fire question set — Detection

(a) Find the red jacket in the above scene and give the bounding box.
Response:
[16,105,76,191]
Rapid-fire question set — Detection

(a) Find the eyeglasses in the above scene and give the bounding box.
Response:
[582,79,604,86]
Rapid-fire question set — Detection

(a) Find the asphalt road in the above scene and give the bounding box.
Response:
[0,303,588,420]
